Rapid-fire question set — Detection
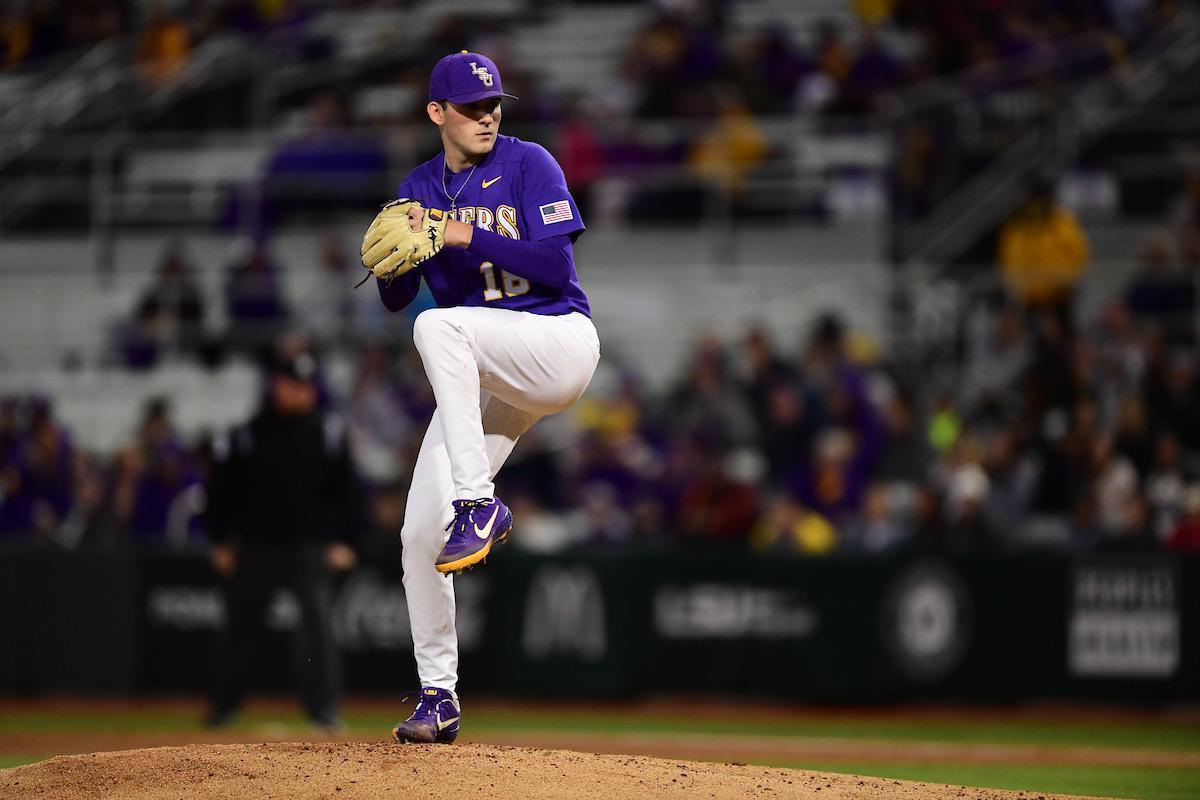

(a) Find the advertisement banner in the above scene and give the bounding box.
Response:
[0,547,1194,700]
[1069,557,1180,679]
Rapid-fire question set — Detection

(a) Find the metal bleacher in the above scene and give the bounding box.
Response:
[507,5,645,99]
[0,221,890,454]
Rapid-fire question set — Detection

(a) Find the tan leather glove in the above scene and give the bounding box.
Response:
[360,199,448,281]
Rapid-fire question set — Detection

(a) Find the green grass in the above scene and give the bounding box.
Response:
[771,760,1200,800]
[0,711,202,734]
[0,755,46,769]
[458,710,1200,752]
[3,705,1198,751]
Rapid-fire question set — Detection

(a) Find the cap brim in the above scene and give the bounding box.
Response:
[442,89,519,104]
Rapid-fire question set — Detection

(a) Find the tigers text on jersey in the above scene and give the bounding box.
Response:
[398,135,590,317]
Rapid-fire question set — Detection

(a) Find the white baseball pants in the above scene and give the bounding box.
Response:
[402,306,600,690]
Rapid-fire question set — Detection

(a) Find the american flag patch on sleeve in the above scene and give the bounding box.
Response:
[539,200,574,225]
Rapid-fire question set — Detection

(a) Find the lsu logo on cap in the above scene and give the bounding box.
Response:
[470,61,494,87]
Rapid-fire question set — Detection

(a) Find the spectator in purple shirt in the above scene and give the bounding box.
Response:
[0,401,74,539]
[834,29,906,115]
[112,397,201,544]
[262,94,389,224]
[224,239,289,355]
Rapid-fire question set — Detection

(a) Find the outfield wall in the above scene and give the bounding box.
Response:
[1,547,1194,702]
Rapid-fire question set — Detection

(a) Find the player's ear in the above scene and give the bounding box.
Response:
[426,101,445,126]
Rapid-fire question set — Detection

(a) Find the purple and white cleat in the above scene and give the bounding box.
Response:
[391,687,461,744]
[435,497,512,575]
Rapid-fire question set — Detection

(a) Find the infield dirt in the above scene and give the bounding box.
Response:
[0,741,1109,800]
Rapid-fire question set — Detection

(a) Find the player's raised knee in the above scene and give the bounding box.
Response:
[412,308,456,351]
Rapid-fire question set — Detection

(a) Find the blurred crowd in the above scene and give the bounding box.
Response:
[113,232,402,369]
[0,393,205,546]
[5,1,1180,229]
[1,0,1197,556]
[427,155,1200,556]
[0,0,328,80]
[5,298,1199,554]
[534,283,1200,557]
[4,168,1199,556]
[3,0,1170,108]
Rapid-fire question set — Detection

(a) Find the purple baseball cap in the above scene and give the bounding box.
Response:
[428,50,519,104]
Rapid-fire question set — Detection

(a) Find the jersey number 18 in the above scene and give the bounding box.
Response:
[480,262,530,301]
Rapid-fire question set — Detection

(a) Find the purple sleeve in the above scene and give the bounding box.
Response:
[465,230,574,290]
[376,269,423,311]
[520,144,585,242]
[373,173,426,311]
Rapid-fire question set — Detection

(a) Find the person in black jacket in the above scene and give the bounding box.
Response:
[205,348,361,730]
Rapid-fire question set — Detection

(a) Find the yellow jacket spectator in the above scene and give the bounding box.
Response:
[998,189,1091,307]
[854,0,895,26]
[0,10,31,69]
[687,93,769,197]
[751,495,838,555]
[136,6,190,87]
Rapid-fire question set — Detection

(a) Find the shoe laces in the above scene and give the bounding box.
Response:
[400,689,441,722]
[444,498,491,533]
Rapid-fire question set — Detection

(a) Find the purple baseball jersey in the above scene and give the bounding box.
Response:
[396,134,590,316]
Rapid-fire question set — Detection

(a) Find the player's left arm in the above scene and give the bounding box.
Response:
[368,177,431,310]
[449,229,575,289]
[376,268,423,311]
[442,143,584,289]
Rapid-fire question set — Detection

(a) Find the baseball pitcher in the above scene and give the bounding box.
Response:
[361,52,600,744]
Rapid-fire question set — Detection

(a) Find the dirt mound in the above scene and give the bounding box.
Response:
[0,741,1100,800]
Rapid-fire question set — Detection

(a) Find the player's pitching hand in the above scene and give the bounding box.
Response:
[360,199,448,282]
[409,206,473,249]
[406,205,424,230]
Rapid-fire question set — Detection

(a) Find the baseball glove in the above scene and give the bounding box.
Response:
[360,199,448,282]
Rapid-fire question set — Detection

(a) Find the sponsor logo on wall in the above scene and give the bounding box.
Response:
[332,570,410,650]
[1069,560,1179,678]
[654,584,818,640]
[880,561,972,682]
[144,571,487,652]
[146,586,224,629]
[522,566,607,660]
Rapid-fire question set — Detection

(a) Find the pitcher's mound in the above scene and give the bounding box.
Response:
[0,741,1097,799]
